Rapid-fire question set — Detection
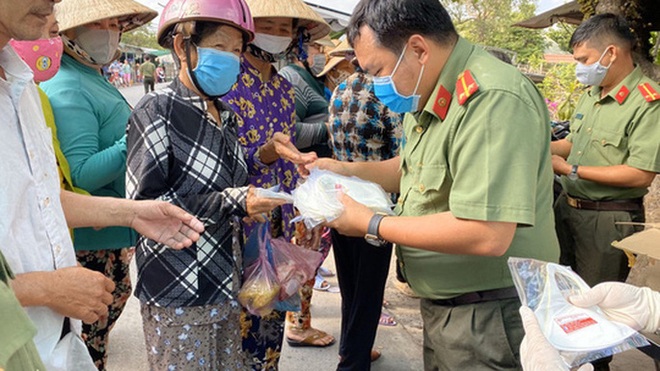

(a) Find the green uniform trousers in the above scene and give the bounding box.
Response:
[554,193,645,287]
[420,297,523,371]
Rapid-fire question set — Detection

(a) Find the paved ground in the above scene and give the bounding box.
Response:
[108,83,657,370]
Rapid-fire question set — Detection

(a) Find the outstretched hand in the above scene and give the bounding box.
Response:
[261,133,318,176]
[129,200,205,250]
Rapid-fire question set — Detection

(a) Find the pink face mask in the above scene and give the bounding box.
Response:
[10,37,64,83]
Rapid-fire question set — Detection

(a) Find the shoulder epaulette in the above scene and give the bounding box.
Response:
[638,82,660,103]
[456,70,479,106]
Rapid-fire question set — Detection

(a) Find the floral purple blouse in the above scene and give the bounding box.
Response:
[223,57,299,240]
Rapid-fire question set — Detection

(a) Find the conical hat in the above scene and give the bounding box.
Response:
[244,0,331,41]
[329,39,353,57]
[56,0,157,33]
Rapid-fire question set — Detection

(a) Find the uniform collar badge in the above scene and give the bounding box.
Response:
[615,85,629,105]
[433,85,452,120]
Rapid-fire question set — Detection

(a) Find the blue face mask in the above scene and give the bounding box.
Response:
[188,47,240,98]
[373,44,425,113]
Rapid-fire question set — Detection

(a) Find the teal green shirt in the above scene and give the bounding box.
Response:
[42,54,136,251]
[396,38,559,299]
[563,67,660,200]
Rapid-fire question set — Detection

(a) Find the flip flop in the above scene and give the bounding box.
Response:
[313,274,330,291]
[286,330,336,348]
[378,312,397,326]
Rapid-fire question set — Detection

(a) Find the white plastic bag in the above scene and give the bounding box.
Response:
[508,257,649,367]
[254,184,294,203]
[292,168,394,228]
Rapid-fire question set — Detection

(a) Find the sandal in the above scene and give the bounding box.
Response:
[379,312,397,326]
[286,329,336,348]
[313,274,330,291]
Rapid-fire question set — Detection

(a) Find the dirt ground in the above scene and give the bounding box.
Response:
[645,176,660,223]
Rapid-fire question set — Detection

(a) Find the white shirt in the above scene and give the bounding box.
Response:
[0,44,93,370]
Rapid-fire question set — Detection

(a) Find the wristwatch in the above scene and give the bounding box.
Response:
[364,212,388,246]
[567,165,579,181]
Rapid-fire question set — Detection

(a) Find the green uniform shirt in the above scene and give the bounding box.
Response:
[0,251,45,370]
[140,61,156,78]
[562,67,660,200]
[395,37,559,299]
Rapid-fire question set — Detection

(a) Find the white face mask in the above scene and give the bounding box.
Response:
[575,47,612,86]
[309,54,326,76]
[252,33,292,55]
[74,27,120,65]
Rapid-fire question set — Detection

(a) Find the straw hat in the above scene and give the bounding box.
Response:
[316,56,345,77]
[244,0,331,41]
[329,39,353,57]
[314,35,336,48]
[55,0,158,34]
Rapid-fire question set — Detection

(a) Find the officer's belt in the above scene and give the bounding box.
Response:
[429,287,519,306]
[566,194,643,212]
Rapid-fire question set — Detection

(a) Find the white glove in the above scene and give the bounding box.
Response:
[570,282,660,334]
[519,306,594,371]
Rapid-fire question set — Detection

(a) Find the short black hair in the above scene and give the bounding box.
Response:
[569,13,635,51]
[347,0,457,55]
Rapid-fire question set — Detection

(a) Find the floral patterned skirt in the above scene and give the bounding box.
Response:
[140,301,245,371]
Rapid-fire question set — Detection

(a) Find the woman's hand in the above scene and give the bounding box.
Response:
[305,158,349,177]
[259,133,318,175]
[246,186,287,219]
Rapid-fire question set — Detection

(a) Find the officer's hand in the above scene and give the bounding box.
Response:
[324,192,373,237]
[570,282,660,333]
[519,306,593,371]
[551,155,571,175]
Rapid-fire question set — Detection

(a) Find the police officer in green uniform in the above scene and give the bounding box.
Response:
[311,0,559,369]
[551,14,660,370]
[552,14,660,286]
[0,250,46,371]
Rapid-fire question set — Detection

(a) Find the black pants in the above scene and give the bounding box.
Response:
[331,230,391,371]
[143,77,155,94]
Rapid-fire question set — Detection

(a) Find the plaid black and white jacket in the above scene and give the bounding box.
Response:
[126,78,263,307]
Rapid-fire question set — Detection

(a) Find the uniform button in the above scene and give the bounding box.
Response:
[44,197,50,206]
[601,139,607,145]
[595,102,601,107]
[55,245,61,254]
[577,151,582,155]
[419,184,425,192]
[415,126,424,134]
[587,128,592,133]
[417,162,423,167]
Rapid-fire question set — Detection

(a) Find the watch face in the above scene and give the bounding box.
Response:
[567,173,578,181]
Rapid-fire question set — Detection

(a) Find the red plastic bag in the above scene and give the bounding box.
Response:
[270,237,322,301]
